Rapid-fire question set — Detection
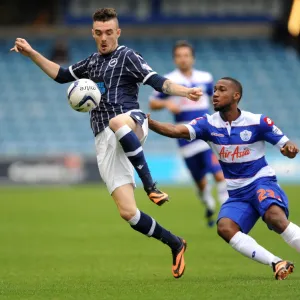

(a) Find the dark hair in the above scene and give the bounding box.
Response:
[172,40,195,57]
[93,8,118,22]
[221,77,243,101]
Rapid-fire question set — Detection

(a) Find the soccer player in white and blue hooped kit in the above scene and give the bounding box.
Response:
[10,8,203,278]
[149,41,228,226]
[148,77,300,280]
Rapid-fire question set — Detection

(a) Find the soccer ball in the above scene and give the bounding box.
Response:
[67,79,101,112]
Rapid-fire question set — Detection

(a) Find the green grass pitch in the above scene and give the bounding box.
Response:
[1,185,300,300]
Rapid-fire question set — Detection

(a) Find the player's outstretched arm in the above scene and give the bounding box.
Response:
[280,141,299,159]
[147,114,190,139]
[10,38,60,80]
[162,79,203,101]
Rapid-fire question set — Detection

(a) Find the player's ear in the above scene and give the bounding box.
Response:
[233,92,240,102]
[117,28,121,38]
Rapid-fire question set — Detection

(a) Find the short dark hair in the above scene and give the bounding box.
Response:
[93,8,118,23]
[172,40,195,57]
[221,77,243,101]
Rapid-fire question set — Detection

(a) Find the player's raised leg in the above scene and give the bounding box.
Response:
[109,112,168,206]
[96,128,186,278]
[112,183,187,278]
[217,201,290,280]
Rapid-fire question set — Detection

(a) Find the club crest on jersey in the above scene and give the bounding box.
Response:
[240,130,252,142]
[109,58,118,67]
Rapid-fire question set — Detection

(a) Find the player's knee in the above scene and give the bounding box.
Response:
[214,171,225,182]
[197,178,207,192]
[109,116,122,132]
[119,207,137,221]
[109,114,127,131]
[217,218,239,242]
[264,205,289,234]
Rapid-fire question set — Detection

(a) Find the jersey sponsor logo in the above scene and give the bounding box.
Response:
[219,146,251,161]
[240,130,252,142]
[263,116,274,126]
[96,82,106,94]
[109,58,118,67]
[272,125,283,135]
[211,132,225,137]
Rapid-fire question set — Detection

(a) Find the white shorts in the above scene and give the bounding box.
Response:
[95,110,148,194]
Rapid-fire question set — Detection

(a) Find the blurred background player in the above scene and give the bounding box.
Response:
[149,40,228,226]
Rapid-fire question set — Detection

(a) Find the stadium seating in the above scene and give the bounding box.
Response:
[1,37,300,156]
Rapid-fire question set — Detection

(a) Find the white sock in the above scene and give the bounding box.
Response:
[229,231,281,266]
[216,180,228,205]
[127,209,141,225]
[281,222,300,252]
[199,183,216,211]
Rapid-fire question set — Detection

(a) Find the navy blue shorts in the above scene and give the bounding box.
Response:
[217,177,289,234]
[129,110,147,127]
[184,149,222,182]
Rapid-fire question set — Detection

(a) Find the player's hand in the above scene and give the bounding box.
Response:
[10,38,34,57]
[186,87,203,101]
[165,100,181,114]
[146,114,154,127]
[280,141,299,159]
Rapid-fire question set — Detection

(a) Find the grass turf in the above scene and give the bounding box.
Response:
[0,185,300,299]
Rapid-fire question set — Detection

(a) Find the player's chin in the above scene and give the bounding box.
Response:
[99,46,110,54]
[213,105,222,111]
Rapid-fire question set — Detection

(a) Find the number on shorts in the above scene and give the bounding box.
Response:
[257,189,275,202]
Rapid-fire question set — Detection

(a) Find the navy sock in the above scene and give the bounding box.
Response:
[128,209,182,250]
[115,125,154,190]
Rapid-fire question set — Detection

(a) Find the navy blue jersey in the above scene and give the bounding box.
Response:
[68,46,157,136]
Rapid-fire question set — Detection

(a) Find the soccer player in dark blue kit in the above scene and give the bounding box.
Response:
[11,8,203,278]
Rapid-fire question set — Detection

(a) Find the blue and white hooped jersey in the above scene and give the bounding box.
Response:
[149,69,214,157]
[184,111,289,191]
